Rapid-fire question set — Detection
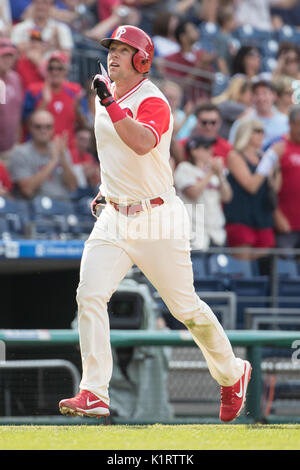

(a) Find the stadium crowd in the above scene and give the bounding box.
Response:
[1,0,300,252]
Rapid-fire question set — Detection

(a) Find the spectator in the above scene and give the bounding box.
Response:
[214,5,238,76]
[271,1,300,28]
[85,4,141,42]
[11,0,74,56]
[174,134,232,251]
[231,46,262,80]
[159,79,196,140]
[272,75,294,116]
[15,28,46,92]
[229,77,289,150]
[131,0,192,35]
[188,102,233,166]
[233,0,297,32]
[0,38,23,166]
[96,0,120,22]
[213,75,253,139]
[70,127,100,191]
[49,0,97,33]
[273,105,300,249]
[9,109,78,200]
[81,79,96,129]
[23,51,86,152]
[273,42,300,81]
[224,117,282,258]
[161,19,215,103]
[157,79,196,166]
[152,10,180,58]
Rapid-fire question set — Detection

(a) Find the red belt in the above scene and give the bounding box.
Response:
[110,197,164,216]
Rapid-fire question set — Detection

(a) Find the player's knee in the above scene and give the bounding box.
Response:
[171,297,213,326]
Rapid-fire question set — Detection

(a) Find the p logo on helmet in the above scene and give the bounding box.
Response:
[114,27,127,40]
[100,25,155,74]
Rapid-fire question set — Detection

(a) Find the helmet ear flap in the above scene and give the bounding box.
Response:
[132,50,150,74]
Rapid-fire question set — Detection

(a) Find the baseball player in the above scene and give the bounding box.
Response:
[59,25,252,423]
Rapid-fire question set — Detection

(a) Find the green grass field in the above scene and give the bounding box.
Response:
[0,424,300,450]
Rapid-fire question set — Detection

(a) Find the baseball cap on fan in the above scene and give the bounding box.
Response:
[47,51,70,66]
[0,38,17,56]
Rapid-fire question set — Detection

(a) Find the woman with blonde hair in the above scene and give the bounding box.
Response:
[213,75,253,139]
[223,117,283,258]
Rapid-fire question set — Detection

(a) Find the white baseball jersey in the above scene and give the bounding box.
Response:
[94,78,174,203]
[78,80,245,406]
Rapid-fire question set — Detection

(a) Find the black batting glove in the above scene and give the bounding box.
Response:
[91,191,106,218]
[92,74,114,107]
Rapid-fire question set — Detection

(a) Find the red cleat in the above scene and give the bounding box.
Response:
[59,390,110,418]
[219,360,252,423]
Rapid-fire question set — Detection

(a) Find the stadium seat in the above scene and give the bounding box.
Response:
[191,251,227,299]
[260,39,279,57]
[0,217,11,239]
[230,278,270,328]
[274,24,300,44]
[278,277,300,309]
[200,22,220,38]
[207,254,270,328]
[75,196,94,216]
[262,57,278,73]
[190,251,207,279]
[69,197,96,237]
[232,25,272,45]
[31,196,74,216]
[272,257,300,309]
[0,197,31,238]
[277,257,299,278]
[30,196,76,239]
[207,253,254,279]
[212,73,230,97]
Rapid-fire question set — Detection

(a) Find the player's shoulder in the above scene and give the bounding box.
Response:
[140,78,168,101]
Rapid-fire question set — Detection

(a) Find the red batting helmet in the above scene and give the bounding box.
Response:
[100,25,154,74]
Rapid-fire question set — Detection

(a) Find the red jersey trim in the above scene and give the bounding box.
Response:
[115,78,148,104]
[140,123,160,146]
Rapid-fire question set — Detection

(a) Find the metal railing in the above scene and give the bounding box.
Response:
[0,359,81,417]
[0,328,300,423]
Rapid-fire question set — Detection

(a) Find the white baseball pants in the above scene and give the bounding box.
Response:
[77,188,244,405]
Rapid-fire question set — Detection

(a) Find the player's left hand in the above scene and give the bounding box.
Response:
[91,191,106,218]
